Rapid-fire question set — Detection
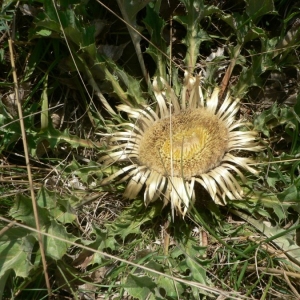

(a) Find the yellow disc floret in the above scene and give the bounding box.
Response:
[138,108,229,179]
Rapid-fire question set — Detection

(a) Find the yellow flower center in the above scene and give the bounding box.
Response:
[138,108,229,179]
[160,128,209,161]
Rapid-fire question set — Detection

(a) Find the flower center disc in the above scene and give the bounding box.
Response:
[138,108,229,179]
[160,128,209,161]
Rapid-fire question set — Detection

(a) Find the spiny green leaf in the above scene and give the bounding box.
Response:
[9,193,76,260]
[254,105,281,136]
[117,0,152,23]
[156,275,185,298]
[254,105,299,144]
[0,227,36,278]
[34,19,60,34]
[176,0,212,69]
[278,185,298,202]
[246,0,275,23]
[43,0,59,22]
[219,11,267,44]
[37,188,77,224]
[24,39,52,81]
[107,60,146,106]
[43,219,76,260]
[125,274,156,300]
[92,226,117,252]
[108,200,162,241]
[10,194,50,228]
[78,225,117,265]
[64,159,103,185]
[278,182,300,214]
[35,28,52,37]
[64,26,82,46]
[143,5,168,79]
[0,269,11,299]
[182,240,209,284]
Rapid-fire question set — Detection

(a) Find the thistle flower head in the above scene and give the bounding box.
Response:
[101,72,262,217]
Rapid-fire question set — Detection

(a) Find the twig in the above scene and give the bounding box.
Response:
[219,44,242,99]
[283,271,300,298]
[0,221,16,236]
[244,265,300,279]
[8,39,52,298]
